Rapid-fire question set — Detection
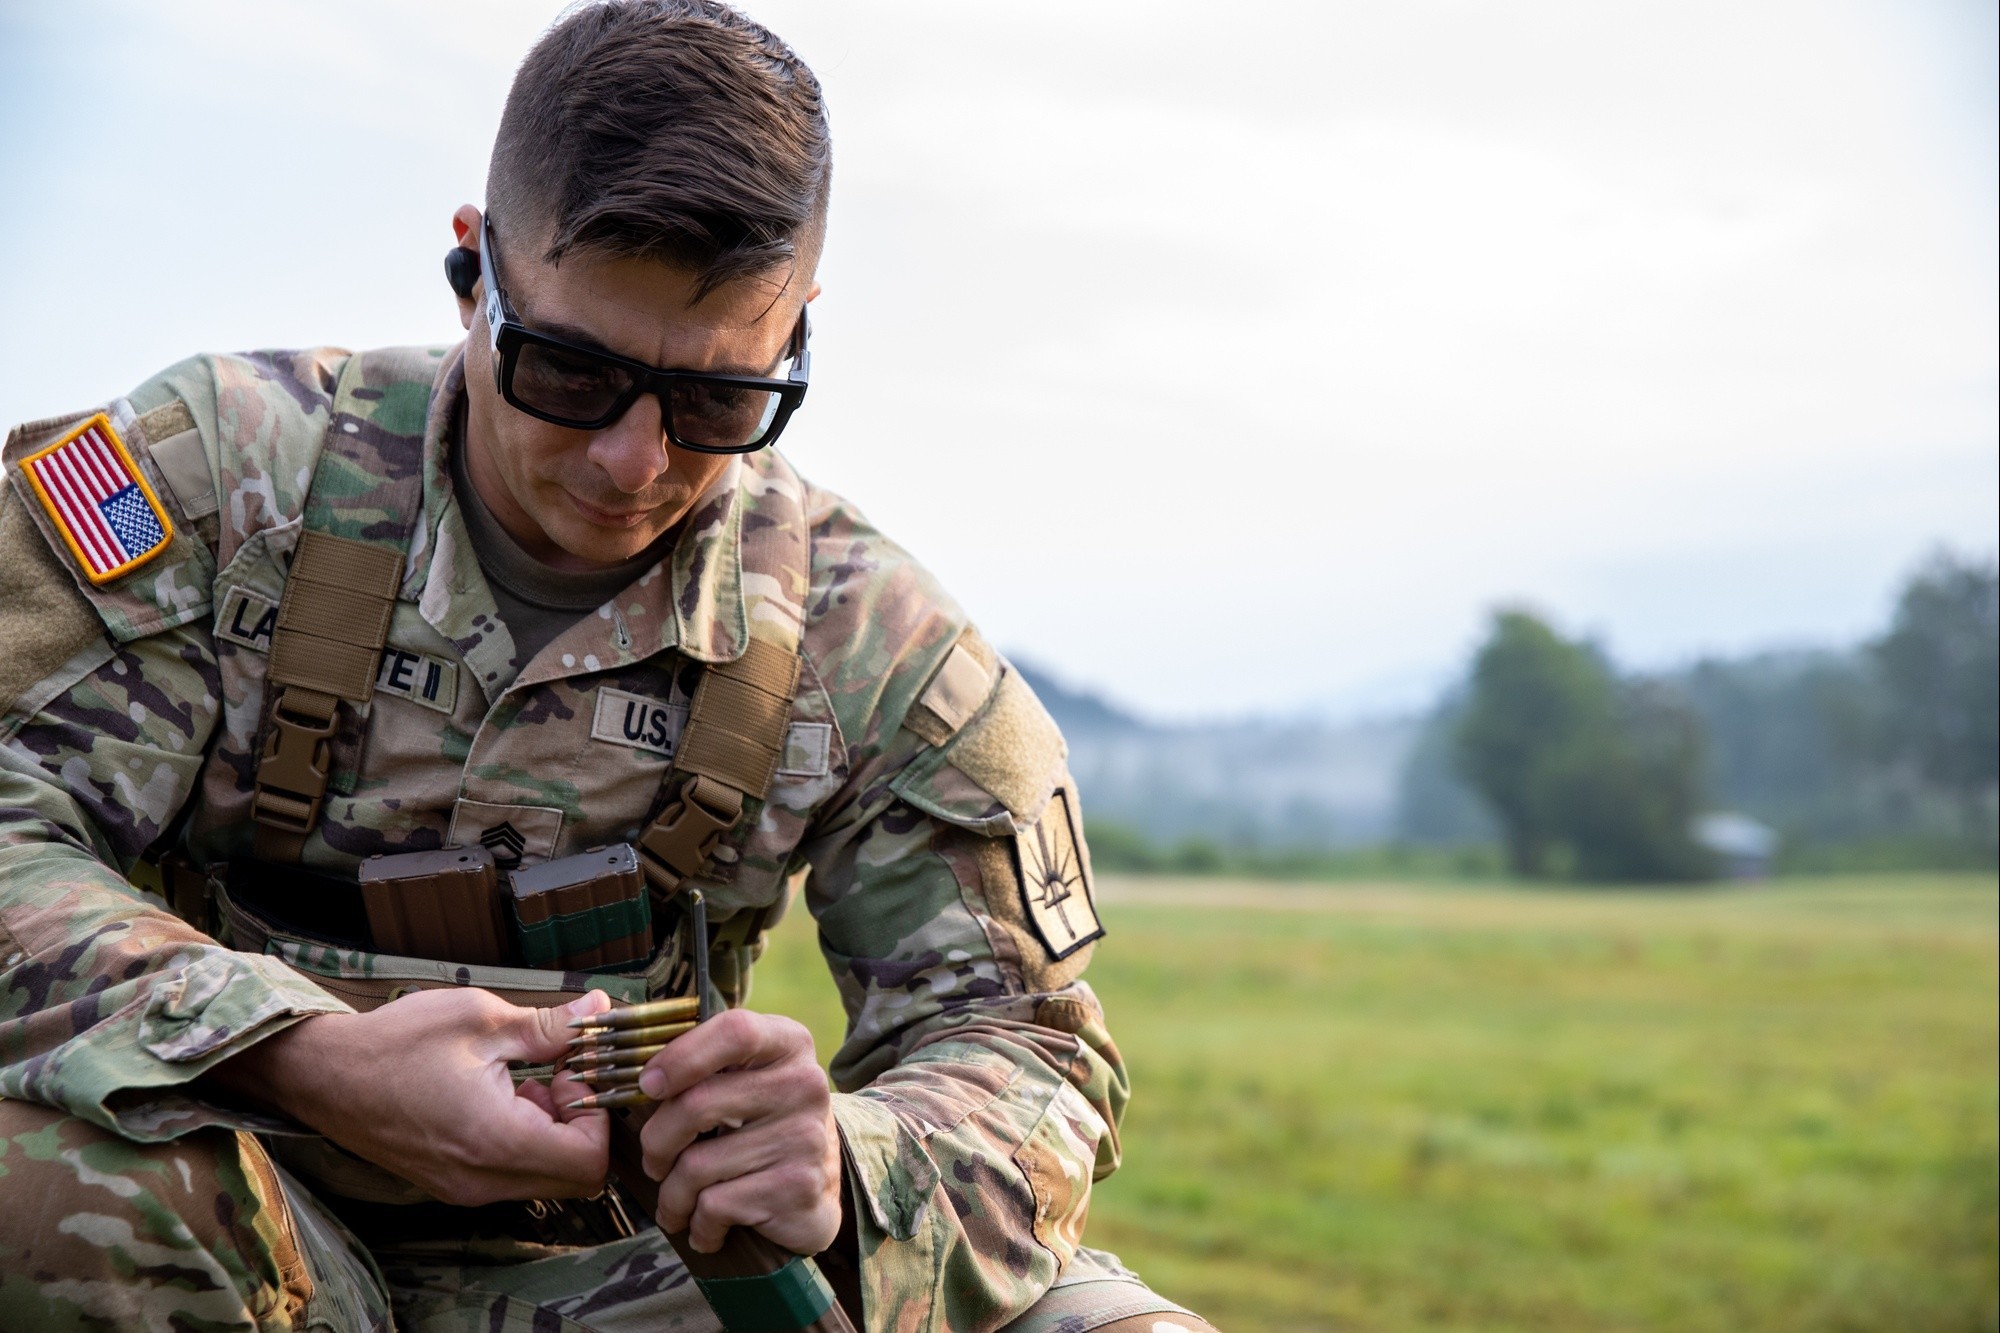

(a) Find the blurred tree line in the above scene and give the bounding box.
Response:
[1398,550,1999,881]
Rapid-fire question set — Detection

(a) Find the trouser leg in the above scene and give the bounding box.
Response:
[0,1098,388,1332]
[0,1100,1210,1332]
[382,1230,1215,1333]
[377,1228,722,1332]
[997,1245,1220,1333]
[1083,1318,1219,1333]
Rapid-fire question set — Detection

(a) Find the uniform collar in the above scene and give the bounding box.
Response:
[409,344,751,703]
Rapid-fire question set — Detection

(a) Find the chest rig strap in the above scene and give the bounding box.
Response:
[637,639,800,893]
[637,460,810,899]
[251,349,434,861]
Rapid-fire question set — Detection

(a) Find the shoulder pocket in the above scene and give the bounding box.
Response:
[3,401,216,643]
[889,664,1067,836]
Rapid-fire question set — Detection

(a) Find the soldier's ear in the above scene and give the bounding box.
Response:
[448,204,485,310]
[445,247,480,300]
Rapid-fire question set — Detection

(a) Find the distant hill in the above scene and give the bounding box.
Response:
[1013,658,1419,849]
[1394,642,1994,861]
[1018,551,1996,867]
[1011,660,1147,736]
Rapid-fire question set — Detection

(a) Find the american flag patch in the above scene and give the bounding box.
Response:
[19,414,176,584]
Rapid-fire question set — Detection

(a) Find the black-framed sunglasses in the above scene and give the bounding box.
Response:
[478,216,810,453]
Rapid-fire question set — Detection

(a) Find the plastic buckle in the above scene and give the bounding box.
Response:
[637,778,737,895]
[252,700,337,834]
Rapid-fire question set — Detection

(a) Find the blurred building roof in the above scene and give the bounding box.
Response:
[1693,811,1781,859]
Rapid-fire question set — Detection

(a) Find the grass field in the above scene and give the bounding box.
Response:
[753,874,1999,1332]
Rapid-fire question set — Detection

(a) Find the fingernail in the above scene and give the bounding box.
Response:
[640,1069,666,1098]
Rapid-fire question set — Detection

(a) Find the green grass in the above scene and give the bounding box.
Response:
[753,874,1999,1332]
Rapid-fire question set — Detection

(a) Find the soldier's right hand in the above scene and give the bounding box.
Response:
[208,987,614,1206]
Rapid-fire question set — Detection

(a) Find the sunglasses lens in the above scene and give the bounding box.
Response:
[510,341,635,426]
[667,379,787,451]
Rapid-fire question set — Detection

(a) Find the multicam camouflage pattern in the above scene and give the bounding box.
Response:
[0,1097,384,1331]
[0,345,1190,1331]
[0,1097,1175,1333]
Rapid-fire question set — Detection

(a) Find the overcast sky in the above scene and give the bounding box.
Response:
[2,1,1993,719]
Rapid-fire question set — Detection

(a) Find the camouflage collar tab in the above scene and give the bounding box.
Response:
[417,347,750,682]
[667,460,749,664]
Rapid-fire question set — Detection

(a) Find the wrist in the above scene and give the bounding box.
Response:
[202,1011,342,1122]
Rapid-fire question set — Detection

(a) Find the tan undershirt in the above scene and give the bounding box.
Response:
[448,424,671,667]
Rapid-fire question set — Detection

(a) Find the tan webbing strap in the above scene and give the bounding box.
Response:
[252,532,404,859]
[270,531,403,696]
[637,637,801,896]
[634,456,809,900]
[249,347,433,861]
[676,637,800,793]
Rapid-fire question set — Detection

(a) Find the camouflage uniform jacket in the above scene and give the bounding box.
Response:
[0,345,1123,1330]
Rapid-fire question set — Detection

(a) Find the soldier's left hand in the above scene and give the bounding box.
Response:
[630,1007,841,1256]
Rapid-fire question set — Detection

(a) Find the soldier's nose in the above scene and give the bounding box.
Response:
[586,398,670,495]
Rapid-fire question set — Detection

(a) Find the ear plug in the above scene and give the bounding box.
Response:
[445,247,479,299]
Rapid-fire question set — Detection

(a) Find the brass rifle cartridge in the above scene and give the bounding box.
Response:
[562,967,706,1110]
[565,1045,669,1070]
[567,1087,656,1111]
[566,1021,697,1052]
[573,1066,647,1087]
[567,995,700,1031]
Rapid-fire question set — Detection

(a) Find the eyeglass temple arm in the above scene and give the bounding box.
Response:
[790,306,811,383]
[478,214,509,380]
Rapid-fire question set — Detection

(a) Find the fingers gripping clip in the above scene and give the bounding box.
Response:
[574,890,854,1331]
[560,890,714,1110]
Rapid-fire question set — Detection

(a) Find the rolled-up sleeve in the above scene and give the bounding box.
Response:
[803,728,1123,1331]
[0,617,347,1142]
[787,481,1128,1332]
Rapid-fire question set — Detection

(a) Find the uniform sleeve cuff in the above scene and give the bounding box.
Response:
[58,949,351,1141]
[830,1090,943,1245]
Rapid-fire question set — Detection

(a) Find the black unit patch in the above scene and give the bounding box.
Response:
[1011,788,1104,960]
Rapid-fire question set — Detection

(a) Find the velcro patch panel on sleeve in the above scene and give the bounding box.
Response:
[19,414,175,585]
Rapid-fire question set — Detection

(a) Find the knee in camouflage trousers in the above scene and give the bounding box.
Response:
[0,1098,385,1331]
[0,1100,1215,1333]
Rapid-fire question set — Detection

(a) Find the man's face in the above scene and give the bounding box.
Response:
[456,208,813,570]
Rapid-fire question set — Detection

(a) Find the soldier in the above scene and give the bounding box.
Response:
[0,3,1218,1331]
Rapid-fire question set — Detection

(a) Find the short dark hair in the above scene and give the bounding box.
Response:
[488,0,831,299]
